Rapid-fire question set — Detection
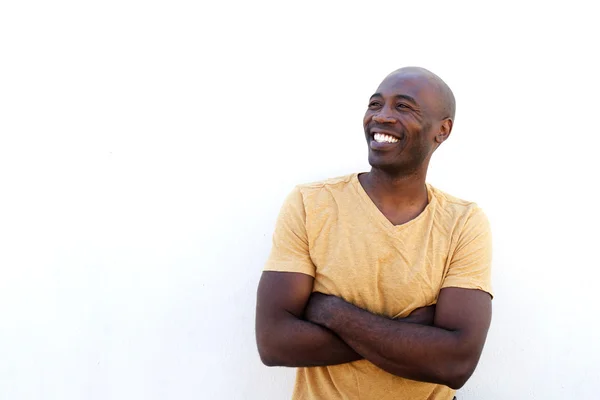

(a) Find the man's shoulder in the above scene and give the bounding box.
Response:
[289,174,358,214]
[429,184,484,220]
[295,174,356,197]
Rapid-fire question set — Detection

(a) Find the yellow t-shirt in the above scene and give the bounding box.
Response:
[264,173,493,400]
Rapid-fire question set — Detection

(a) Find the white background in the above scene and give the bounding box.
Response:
[1,1,599,399]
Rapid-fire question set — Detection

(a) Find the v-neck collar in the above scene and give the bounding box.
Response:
[352,172,436,234]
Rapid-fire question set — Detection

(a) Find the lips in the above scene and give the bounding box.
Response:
[367,128,403,151]
[369,128,403,141]
[373,132,399,143]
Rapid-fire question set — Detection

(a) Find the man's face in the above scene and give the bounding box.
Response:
[363,73,443,175]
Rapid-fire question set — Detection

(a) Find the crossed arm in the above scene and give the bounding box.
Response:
[255,271,491,389]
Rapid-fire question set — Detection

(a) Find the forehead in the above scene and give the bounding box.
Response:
[375,73,439,109]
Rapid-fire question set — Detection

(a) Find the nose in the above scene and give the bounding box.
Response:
[372,112,397,124]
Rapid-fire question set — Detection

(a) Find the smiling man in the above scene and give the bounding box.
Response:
[255,67,493,400]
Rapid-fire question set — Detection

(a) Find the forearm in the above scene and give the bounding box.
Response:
[258,305,433,368]
[257,313,362,367]
[314,300,469,388]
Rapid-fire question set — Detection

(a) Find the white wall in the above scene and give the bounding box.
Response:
[1,1,599,399]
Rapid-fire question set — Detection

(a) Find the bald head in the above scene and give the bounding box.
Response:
[364,67,456,174]
[384,67,456,121]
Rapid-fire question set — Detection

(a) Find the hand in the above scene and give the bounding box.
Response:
[402,305,436,326]
[304,292,341,327]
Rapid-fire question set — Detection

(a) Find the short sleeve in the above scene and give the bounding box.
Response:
[263,187,316,277]
[441,207,493,297]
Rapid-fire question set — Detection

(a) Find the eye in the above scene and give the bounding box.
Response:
[368,101,381,108]
[396,103,410,110]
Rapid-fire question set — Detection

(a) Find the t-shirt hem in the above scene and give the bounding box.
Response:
[440,283,494,299]
[263,264,316,278]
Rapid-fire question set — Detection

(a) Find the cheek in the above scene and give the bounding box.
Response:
[399,113,421,129]
[363,112,372,127]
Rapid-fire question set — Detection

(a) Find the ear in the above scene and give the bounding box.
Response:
[435,118,453,144]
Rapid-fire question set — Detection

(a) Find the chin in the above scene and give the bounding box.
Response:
[368,157,400,173]
[368,156,420,177]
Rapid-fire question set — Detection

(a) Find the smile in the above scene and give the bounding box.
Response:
[373,133,399,143]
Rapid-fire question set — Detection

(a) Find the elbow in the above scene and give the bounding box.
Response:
[446,376,468,391]
[259,353,278,367]
[257,338,285,367]
[258,348,280,367]
[256,319,295,367]
[442,360,476,390]
[257,343,277,367]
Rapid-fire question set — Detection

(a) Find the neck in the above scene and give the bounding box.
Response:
[359,167,429,208]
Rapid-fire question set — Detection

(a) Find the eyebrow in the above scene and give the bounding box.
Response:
[370,93,419,105]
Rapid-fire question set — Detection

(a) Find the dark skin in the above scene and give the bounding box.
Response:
[256,272,436,367]
[255,67,491,389]
[361,67,454,225]
[305,290,491,389]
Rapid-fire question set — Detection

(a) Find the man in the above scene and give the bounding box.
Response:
[255,67,493,400]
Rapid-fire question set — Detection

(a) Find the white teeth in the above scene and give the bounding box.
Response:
[373,133,399,143]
